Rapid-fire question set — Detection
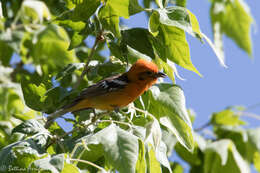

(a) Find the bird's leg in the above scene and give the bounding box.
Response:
[91,108,97,122]
[114,107,120,113]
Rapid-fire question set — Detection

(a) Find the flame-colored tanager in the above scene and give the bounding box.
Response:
[45,59,166,128]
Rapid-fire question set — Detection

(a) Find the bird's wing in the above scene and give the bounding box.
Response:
[63,73,129,109]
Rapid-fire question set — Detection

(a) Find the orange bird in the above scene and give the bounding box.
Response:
[45,59,166,128]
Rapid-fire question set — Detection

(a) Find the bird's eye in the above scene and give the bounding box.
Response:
[145,71,153,75]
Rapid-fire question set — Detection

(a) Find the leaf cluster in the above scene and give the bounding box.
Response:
[0,0,257,172]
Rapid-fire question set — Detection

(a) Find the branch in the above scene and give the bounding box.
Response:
[45,111,109,149]
[73,33,104,89]
[97,120,133,130]
[237,111,260,121]
[194,121,211,132]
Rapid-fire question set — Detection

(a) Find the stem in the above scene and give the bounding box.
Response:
[73,33,102,89]
[70,159,107,172]
[244,102,260,111]
[11,10,21,29]
[98,120,133,130]
[238,111,260,121]
[194,121,211,132]
[131,106,156,119]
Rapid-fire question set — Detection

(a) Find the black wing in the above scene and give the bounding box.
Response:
[63,73,129,109]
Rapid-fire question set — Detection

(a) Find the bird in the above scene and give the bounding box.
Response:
[45,59,166,128]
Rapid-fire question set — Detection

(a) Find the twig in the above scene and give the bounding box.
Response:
[194,121,211,132]
[244,102,260,111]
[131,106,156,119]
[237,111,260,121]
[45,111,109,149]
[73,33,104,89]
[98,120,133,130]
[70,159,107,172]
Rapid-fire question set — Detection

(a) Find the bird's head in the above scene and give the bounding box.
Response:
[127,59,166,88]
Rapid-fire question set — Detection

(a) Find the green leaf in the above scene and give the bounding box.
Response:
[62,163,80,173]
[0,138,47,172]
[204,139,250,173]
[76,124,139,173]
[143,84,194,151]
[153,6,203,40]
[106,0,130,18]
[176,0,186,7]
[0,88,25,117]
[253,152,260,172]
[155,0,163,9]
[56,20,86,32]
[69,31,85,50]
[149,20,201,76]
[21,79,47,112]
[210,0,253,56]
[211,109,245,126]
[149,11,160,37]
[129,0,144,15]
[31,24,77,72]
[147,145,162,173]
[0,41,13,66]
[153,56,175,83]
[69,0,101,21]
[155,141,172,173]
[98,5,121,37]
[171,162,184,173]
[13,110,37,121]
[135,140,146,173]
[21,0,51,23]
[55,63,85,81]
[12,119,47,135]
[247,128,260,152]
[145,117,161,150]
[122,28,156,59]
[175,142,201,166]
[0,29,24,53]
[21,78,64,113]
[161,129,177,157]
[30,154,66,173]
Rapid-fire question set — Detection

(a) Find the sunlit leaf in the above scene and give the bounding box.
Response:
[135,140,146,173]
[142,84,194,151]
[204,139,250,173]
[30,154,66,173]
[106,0,130,18]
[152,6,202,40]
[75,124,139,173]
[0,138,47,172]
[31,24,77,72]
[253,152,260,172]
[147,145,162,173]
[210,0,253,56]
[69,0,101,21]
[211,109,246,126]
[12,119,47,135]
[98,5,120,37]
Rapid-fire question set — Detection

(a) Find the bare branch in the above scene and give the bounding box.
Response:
[73,33,104,89]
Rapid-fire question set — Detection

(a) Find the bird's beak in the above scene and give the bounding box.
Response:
[155,72,166,78]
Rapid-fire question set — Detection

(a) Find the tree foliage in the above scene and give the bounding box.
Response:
[0,0,258,172]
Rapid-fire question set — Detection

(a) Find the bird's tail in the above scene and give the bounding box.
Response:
[44,108,69,128]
